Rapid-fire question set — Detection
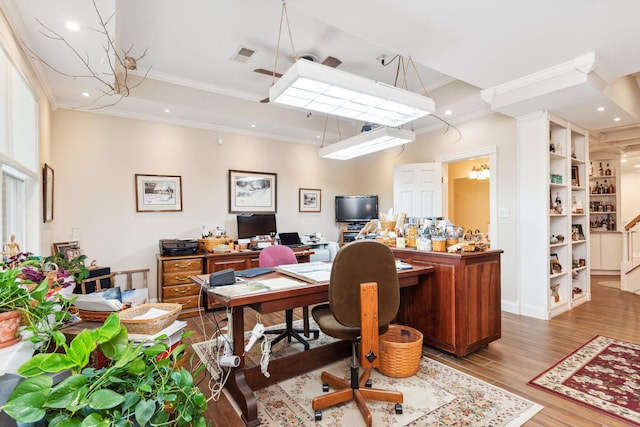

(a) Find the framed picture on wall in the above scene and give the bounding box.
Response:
[43,163,54,222]
[228,170,277,213]
[135,174,183,212]
[571,166,580,187]
[52,242,82,261]
[299,188,321,212]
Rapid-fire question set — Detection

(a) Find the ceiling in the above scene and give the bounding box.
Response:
[3,0,640,157]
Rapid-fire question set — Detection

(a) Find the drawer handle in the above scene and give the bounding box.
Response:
[175,262,192,269]
[174,276,189,281]
[175,288,191,295]
[180,300,192,306]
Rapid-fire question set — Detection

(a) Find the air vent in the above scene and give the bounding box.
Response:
[232,46,256,63]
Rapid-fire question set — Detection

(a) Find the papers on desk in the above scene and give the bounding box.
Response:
[276,261,332,283]
[395,260,413,270]
[211,277,306,298]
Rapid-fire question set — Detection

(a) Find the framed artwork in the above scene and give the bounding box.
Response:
[52,242,82,261]
[299,188,321,212]
[571,166,580,187]
[135,174,182,212]
[43,163,54,222]
[228,170,277,213]
[550,253,561,274]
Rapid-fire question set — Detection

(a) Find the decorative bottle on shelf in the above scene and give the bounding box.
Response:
[598,162,604,176]
[603,180,609,193]
[592,181,599,194]
[609,181,615,194]
[605,163,612,176]
[588,162,594,176]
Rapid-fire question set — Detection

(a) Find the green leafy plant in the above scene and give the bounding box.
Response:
[2,313,208,427]
[43,252,90,284]
[0,257,75,351]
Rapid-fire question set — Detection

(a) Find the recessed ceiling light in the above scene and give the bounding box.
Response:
[444,110,452,116]
[316,135,321,139]
[250,124,256,128]
[621,157,628,163]
[164,109,171,113]
[82,92,90,97]
[635,164,640,169]
[614,117,621,122]
[66,22,81,31]
[596,106,605,112]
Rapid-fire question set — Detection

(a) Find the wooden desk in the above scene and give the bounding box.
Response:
[191,265,433,427]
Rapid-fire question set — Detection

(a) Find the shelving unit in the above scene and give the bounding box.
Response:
[517,111,590,320]
[588,156,622,274]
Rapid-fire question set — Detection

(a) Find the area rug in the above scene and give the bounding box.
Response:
[193,321,542,426]
[528,335,640,426]
[598,280,621,289]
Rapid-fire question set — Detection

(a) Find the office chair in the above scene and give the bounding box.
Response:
[258,245,319,350]
[311,240,403,425]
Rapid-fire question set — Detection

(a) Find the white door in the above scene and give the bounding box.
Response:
[393,163,442,218]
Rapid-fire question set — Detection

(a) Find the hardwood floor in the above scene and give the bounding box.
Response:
[184,275,636,426]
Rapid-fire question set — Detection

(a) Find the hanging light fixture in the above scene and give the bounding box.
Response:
[269,59,435,127]
[319,127,415,160]
[469,164,490,180]
[468,166,479,179]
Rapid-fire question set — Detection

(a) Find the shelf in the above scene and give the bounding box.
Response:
[571,239,587,244]
[590,211,616,215]
[549,213,569,217]
[550,271,568,279]
[571,158,586,165]
[549,152,566,160]
[549,183,567,188]
[550,242,568,248]
[589,175,615,179]
[571,186,586,191]
[590,193,616,197]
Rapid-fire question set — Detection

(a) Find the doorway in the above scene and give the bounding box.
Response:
[437,146,497,248]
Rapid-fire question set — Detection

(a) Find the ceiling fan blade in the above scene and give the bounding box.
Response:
[322,56,342,68]
[254,68,283,78]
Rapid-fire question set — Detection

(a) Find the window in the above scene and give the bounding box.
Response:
[2,166,27,248]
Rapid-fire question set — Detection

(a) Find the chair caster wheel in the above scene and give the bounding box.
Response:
[395,403,403,414]
[314,410,322,421]
[365,379,372,388]
[322,383,329,392]
[313,331,320,339]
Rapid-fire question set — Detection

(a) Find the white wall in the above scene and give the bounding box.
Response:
[49,110,357,301]
[621,169,640,225]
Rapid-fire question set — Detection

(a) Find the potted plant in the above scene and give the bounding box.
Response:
[0,253,76,351]
[2,313,208,427]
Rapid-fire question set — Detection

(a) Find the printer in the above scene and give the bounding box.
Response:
[159,239,198,256]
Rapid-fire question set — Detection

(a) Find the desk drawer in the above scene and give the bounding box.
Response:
[163,283,200,299]
[163,258,203,273]
[165,294,200,310]
[163,272,200,286]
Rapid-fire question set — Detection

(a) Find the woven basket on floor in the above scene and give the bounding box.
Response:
[118,303,181,335]
[378,324,423,378]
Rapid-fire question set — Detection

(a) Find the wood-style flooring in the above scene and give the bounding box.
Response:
[184,275,637,426]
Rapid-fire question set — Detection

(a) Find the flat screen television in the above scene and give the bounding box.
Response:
[335,195,378,223]
[236,214,277,239]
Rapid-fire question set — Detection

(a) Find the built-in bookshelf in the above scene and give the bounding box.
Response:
[517,111,590,320]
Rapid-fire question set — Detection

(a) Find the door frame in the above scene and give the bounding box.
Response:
[436,146,498,249]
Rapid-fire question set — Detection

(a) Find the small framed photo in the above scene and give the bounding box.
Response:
[299,188,321,212]
[135,174,182,212]
[43,163,54,223]
[571,166,580,187]
[229,170,277,213]
[550,253,561,274]
[572,224,585,241]
[52,242,82,261]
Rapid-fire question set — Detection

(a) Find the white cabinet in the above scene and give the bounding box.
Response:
[590,232,622,273]
[517,111,590,320]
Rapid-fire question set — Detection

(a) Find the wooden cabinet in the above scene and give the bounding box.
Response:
[392,248,502,357]
[590,232,622,273]
[156,254,204,319]
[339,228,360,246]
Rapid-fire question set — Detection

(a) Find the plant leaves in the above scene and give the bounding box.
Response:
[67,329,95,368]
[80,412,109,427]
[1,390,47,423]
[6,375,52,399]
[141,342,167,357]
[18,353,74,377]
[45,374,88,408]
[98,324,128,360]
[134,399,156,426]
[122,390,140,411]
[88,389,125,410]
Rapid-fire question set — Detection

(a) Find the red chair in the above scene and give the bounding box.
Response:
[259,245,319,349]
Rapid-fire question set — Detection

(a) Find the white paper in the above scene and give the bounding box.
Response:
[256,277,305,290]
[131,307,172,320]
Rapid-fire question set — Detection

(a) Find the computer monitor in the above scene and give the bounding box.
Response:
[236,214,277,239]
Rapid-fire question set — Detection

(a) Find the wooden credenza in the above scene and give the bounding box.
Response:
[392,248,503,357]
[157,248,314,316]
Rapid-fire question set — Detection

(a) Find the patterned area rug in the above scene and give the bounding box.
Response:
[193,321,542,426]
[528,335,640,426]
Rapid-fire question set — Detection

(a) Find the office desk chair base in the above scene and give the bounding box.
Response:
[312,347,403,426]
[263,307,319,351]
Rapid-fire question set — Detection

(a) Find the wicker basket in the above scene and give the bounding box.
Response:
[118,303,181,335]
[378,325,423,378]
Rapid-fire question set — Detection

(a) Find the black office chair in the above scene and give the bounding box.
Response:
[311,240,403,426]
[258,245,319,349]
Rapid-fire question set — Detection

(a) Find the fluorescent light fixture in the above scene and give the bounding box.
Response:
[319,127,415,160]
[270,60,435,127]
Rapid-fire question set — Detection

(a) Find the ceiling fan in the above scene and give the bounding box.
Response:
[255,55,342,103]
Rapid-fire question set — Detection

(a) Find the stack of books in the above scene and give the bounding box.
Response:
[127,319,187,361]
